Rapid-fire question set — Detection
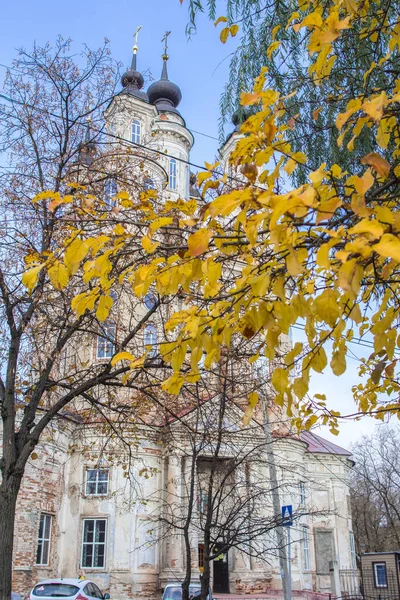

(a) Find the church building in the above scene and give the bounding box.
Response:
[10,40,357,600]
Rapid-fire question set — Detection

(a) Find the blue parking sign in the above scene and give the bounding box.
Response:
[282,504,293,526]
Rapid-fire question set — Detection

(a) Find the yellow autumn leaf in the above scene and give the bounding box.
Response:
[230,24,239,37]
[331,351,347,376]
[267,41,281,59]
[142,235,160,253]
[361,152,390,179]
[64,238,90,275]
[47,261,70,290]
[111,351,135,366]
[314,289,340,326]
[220,27,230,43]
[22,265,43,294]
[161,373,185,395]
[243,391,259,426]
[187,229,212,257]
[96,294,113,322]
[150,217,173,232]
[214,15,228,26]
[374,234,400,262]
[71,290,98,316]
[271,367,289,393]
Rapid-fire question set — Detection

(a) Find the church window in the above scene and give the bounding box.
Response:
[350,532,356,569]
[85,469,109,496]
[81,519,106,568]
[36,513,52,565]
[131,119,141,144]
[97,321,115,359]
[169,158,177,190]
[144,292,157,310]
[302,526,310,570]
[299,481,306,506]
[144,323,157,357]
[104,177,117,208]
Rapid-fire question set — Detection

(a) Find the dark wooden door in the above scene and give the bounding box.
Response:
[213,549,230,594]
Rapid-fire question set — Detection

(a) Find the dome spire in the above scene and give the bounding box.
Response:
[147,32,182,116]
[120,28,149,102]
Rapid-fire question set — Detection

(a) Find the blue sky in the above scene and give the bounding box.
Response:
[1,0,382,449]
[1,0,235,167]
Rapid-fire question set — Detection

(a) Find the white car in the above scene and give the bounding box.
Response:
[27,579,110,600]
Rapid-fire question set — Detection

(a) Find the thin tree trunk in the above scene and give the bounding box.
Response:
[261,394,291,600]
[0,479,21,600]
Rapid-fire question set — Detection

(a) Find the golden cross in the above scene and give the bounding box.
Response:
[161,31,171,55]
[133,26,142,53]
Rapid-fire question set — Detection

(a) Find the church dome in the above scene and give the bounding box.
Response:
[120,52,149,102]
[147,56,182,116]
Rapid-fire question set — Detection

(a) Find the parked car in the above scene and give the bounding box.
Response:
[27,579,110,600]
[162,582,211,600]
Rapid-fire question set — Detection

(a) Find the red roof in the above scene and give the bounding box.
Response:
[300,431,352,456]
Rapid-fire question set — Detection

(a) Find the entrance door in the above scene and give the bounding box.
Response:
[213,548,230,594]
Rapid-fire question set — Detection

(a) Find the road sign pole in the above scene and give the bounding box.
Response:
[288,525,292,600]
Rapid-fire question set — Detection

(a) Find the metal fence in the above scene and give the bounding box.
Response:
[338,568,399,600]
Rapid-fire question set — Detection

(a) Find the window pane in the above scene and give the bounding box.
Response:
[95,544,105,567]
[44,515,51,539]
[96,520,106,542]
[36,541,43,565]
[97,480,108,494]
[42,540,50,564]
[84,520,94,543]
[38,515,45,539]
[82,543,93,568]
[375,564,387,586]
[87,470,97,482]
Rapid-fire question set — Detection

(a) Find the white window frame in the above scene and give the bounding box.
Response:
[144,323,157,357]
[302,526,310,571]
[81,518,107,569]
[373,562,388,588]
[104,178,117,208]
[96,322,115,360]
[131,119,141,144]
[169,158,177,190]
[299,481,306,506]
[349,532,356,569]
[36,513,52,566]
[85,469,109,496]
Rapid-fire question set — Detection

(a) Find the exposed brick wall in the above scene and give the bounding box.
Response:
[12,427,71,596]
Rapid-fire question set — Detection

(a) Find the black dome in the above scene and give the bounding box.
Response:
[232,107,251,128]
[147,57,182,115]
[120,53,149,102]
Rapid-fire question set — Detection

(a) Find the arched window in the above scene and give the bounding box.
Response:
[97,321,115,359]
[131,119,141,144]
[104,178,117,209]
[143,323,157,357]
[144,292,157,310]
[169,158,177,190]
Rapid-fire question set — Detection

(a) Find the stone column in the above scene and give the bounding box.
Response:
[167,454,183,572]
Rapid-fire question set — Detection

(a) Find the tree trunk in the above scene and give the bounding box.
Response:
[182,526,192,600]
[201,537,211,600]
[0,479,20,600]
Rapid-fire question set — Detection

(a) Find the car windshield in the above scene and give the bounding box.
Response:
[164,586,201,600]
[32,584,80,597]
